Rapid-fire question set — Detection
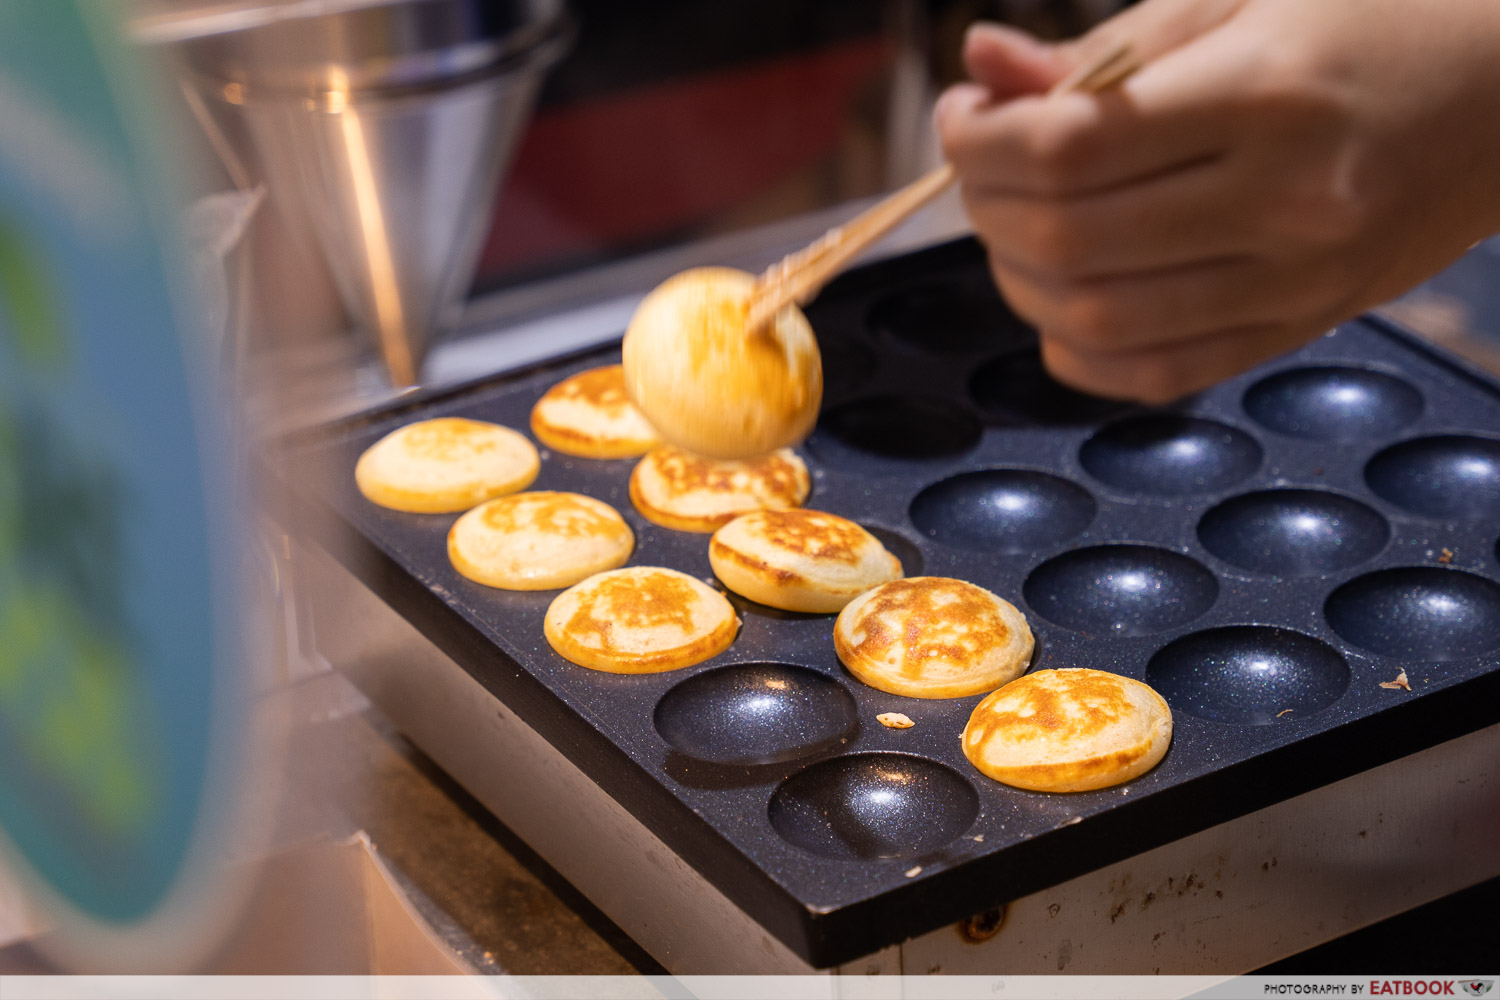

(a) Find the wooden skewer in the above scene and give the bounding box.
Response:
[745,38,1142,336]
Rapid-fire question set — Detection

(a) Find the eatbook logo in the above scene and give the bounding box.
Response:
[1461,983,1494,998]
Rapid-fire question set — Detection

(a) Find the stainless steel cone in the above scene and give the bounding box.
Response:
[148,0,568,387]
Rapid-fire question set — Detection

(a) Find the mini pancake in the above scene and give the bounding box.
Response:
[834,577,1033,699]
[529,364,662,459]
[622,266,822,459]
[544,566,739,673]
[709,509,903,613]
[355,417,539,513]
[448,491,634,590]
[962,669,1173,793]
[629,445,810,533]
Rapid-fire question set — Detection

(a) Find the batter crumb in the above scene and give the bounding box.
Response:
[1379,669,1412,692]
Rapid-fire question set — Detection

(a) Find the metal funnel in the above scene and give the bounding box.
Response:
[146,0,568,387]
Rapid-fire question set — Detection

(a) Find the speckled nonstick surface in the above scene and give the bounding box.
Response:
[281,237,1500,968]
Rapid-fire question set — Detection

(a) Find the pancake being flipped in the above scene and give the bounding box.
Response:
[544,566,739,673]
[622,266,822,460]
[355,417,539,513]
[709,508,903,613]
[448,491,634,590]
[962,669,1173,793]
[629,445,810,533]
[834,577,1033,699]
[529,364,662,459]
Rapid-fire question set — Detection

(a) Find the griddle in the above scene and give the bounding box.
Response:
[281,237,1500,967]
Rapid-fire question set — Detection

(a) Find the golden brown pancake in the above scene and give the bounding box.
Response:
[529,364,662,459]
[629,445,810,533]
[709,509,902,612]
[621,267,822,459]
[543,566,739,673]
[355,417,539,513]
[834,577,1033,699]
[448,491,634,590]
[962,669,1173,793]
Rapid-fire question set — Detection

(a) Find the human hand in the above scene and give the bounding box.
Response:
[936,0,1500,403]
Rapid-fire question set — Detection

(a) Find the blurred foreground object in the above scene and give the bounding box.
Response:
[0,0,253,969]
[134,0,569,387]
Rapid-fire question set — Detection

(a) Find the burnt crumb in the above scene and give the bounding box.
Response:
[1140,891,1157,911]
[1178,873,1206,896]
[1358,829,1368,838]
[1152,932,1164,944]
[1108,900,1128,923]
[1214,890,1224,900]
[1048,903,1061,918]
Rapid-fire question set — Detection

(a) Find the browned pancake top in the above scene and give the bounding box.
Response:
[745,509,865,565]
[478,491,622,540]
[397,417,502,460]
[540,365,634,417]
[646,447,805,502]
[848,577,1011,678]
[967,671,1132,748]
[564,570,702,649]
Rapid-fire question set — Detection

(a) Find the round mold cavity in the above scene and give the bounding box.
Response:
[818,335,879,398]
[654,663,858,766]
[1244,366,1422,441]
[866,279,1017,355]
[1145,626,1350,725]
[1325,567,1500,661]
[862,525,925,577]
[1080,416,1262,496]
[1364,435,1500,520]
[807,396,981,469]
[768,753,978,860]
[909,469,1096,554]
[1197,489,1389,576]
[1024,545,1218,636]
[969,350,1128,425]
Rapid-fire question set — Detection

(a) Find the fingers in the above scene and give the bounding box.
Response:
[1065,0,1250,69]
[961,155,1245,278]
[988,253,1311,355]
[937,5,1263,197]
[1038,318,1330,404]
[962,23,1071,97]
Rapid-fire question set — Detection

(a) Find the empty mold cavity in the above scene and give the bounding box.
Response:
[807,396,981,470]
[1197,489,1389,576]
[1080,416,1262,495]
[818,336,880,398]
[1364,435,1500,520]
[1024,545,1218,636]
[862,525,925,577]
[866,279,1019,355]
[1145,626,1350,725]
[1244,366,1422,440]
[1325,567,1500,661]
[654,663,858,766]
[768,753,978,860]
[969,350,1129,425]
[909,469,1096,553]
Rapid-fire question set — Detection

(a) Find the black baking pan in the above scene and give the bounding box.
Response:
[279,236,1500,967]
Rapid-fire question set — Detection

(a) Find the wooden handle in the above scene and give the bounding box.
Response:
[747,38,1141,334]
